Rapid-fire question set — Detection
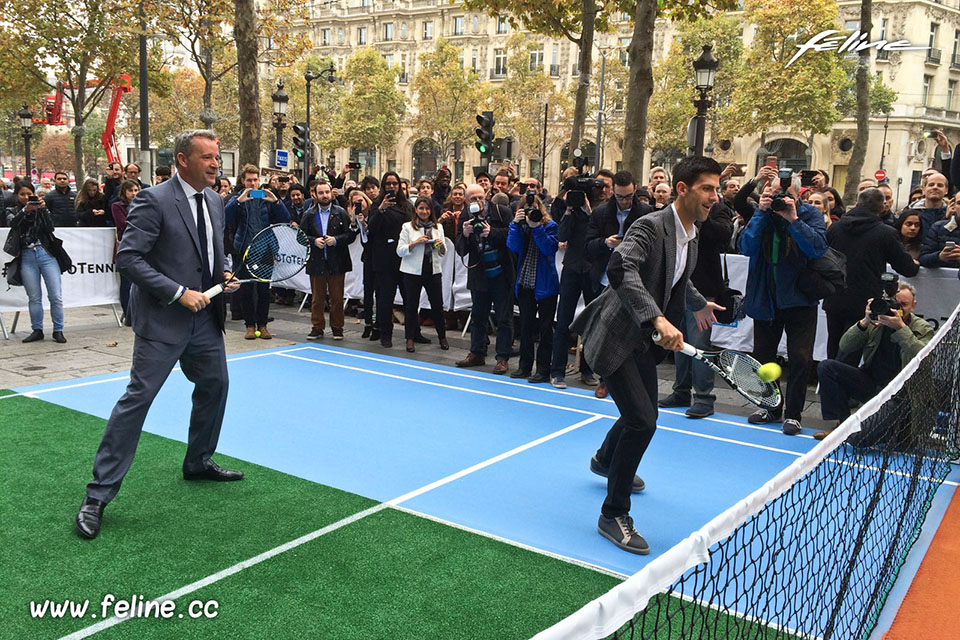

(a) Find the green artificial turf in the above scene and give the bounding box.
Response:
[0,393,376,639]
[97,507,622,640]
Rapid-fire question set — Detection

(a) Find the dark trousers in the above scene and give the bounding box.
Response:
[826,309,863,363]
[673,298,716,406]
[550,269,597,378]
[517,288,557,375]
[818,359,878,422]
[362,259,376,325]
[239,281,270,328]
[87,310,228,503]
[595,347,659,517]
[753,305,818,421]
[469,280,514,362]
[402,271,445,339]
[375,268,402,340]
[119,275,132,316]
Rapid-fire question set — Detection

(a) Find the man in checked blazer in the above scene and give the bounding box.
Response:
[571,156,726,554]
[75,130,242,540]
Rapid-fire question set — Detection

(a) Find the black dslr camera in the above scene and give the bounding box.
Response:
[869,273,900,320]
[524,189,543,224]
[770,169,793,213]
[563,175,604,209]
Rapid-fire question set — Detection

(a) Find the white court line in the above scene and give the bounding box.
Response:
[0,347,315,401]
[59,414,605,640]
[389,504,629,580]
[301,346,813,438]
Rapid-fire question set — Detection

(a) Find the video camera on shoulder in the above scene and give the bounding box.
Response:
[563,175,604,211]
[869,273,900,320]
[770,169,793,213]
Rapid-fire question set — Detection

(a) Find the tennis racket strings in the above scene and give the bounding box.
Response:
[243,224,310,282]
[718,350,781,409]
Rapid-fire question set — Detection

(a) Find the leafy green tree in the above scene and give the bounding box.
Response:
[81,112,107,177]
[585,54,629,154]
[460,0,632,159]
[0,0,138,180]
[34,133,76,175]
[328,48,407,173]
[410,39,485,166]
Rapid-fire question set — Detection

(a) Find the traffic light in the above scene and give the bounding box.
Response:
[475,111,494,156]
[292,122,309,162]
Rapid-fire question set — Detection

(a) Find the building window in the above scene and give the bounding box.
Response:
[361,0,370,6]
[320,28,330,46]
[337,27,344,43]
[472,16,479,33]
[497,16,507,34]
[949,80,957,110]
[400,22,407,39]
[384,54,394,67]
[922,75,932,105]
[357,26,366,45]
[619,38,631,66]
[879,19,887,41]
[423,20,433,40]
[953,30,960,62]
[529,45,543,72]
[471,49,478,71]
[453,16,464,35]
[930,23,939,48]
[843,20,860,32]
[494,48,507,76]
[383,23,393,41]
[458,50,464,68]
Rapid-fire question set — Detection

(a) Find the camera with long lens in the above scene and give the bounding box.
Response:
[869,272,900,320]
[563,175,605,197]
[770,169,793,213]
[524,189,543,224]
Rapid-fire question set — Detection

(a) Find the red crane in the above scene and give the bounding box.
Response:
[33,75,132,163]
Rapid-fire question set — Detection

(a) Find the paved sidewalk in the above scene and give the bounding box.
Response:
[0,301,829,431]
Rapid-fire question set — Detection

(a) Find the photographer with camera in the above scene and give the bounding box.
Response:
[506,192,559,383]
[739,169,827,435]
[585,172,654,293]
[919,191,960,269]
[3,182,70,343]
[815,280,934,440]
[224,164,291,340]
[824,188,919,361]
[454,184,515,374]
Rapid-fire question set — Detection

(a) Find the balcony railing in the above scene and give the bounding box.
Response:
[490,69,507,80]
[927,48,942,64]
[549,64,560,77]
[571,63,580,76]
[876,49,889,61]
[398,72,409,84]
[952,54,960,69]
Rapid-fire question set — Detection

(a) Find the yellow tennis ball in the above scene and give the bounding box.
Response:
[757,362,782,383]
[254,330,261,338]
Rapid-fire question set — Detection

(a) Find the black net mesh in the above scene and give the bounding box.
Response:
[607,313,960,640]
[243,224,310,282]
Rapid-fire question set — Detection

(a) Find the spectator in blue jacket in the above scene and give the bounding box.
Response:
[739,178,828,435]
[224,163,291,340]
[507,195,559,383]
[919,191,960,269]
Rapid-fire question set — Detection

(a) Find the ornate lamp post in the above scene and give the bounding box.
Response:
[692,45,718,157]
[271,80,289,153]
[18,104,34,176]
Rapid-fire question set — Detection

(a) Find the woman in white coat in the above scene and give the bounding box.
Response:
[397,197,448,352]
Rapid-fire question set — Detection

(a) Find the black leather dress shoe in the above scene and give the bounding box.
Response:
[53,331,67,344]
[22,329,43,343]
[183,460,244,482]
[75,497,106,539]
[413,333,431,344]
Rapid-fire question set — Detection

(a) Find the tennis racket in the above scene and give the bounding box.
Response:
[203,223,311,299]
[652,330,783,410]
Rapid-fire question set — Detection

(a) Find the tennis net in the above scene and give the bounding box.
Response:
[535,302,960,640]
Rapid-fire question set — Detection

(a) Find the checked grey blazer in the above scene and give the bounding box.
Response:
[570,206,707,377]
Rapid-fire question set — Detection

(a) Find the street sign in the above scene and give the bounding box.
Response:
[275,149,289,169]
[874,169,886,181]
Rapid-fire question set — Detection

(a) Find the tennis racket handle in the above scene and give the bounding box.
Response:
[651,330,698,357]
[202,283,226,299]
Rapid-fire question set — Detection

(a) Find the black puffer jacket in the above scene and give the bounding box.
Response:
[43,187,78,227]
[823,205,919,316]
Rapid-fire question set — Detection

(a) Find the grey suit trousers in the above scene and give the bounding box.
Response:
[86,309,229,503]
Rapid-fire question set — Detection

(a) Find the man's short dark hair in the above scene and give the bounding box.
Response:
[672,156,723,190]
[359,175,380,190]
[155,165,171,177]
[475,170,491,181]
[108,161,122,170]
[595,168,615,181]
[54,171,68,179]
[288,184,307,197]
[494,170,511,180]
[612,171,635,188]
[857,187,885,214]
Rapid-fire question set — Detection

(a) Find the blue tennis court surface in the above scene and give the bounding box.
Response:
[14,343,959,593]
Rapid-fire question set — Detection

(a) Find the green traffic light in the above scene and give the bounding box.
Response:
[475,141,488,154]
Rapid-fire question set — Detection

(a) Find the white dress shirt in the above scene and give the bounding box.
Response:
[171,174,216,302]
[671,203,697,289]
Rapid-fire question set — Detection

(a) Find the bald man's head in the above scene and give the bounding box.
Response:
[924,171,948,208]
[465,184,486,211]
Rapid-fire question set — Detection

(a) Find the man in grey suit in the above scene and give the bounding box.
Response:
[76,130,241,539]
[572,156,726,554]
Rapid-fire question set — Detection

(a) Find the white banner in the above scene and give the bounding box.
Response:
[0,228,120,312]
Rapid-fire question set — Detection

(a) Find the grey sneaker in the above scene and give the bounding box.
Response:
[598,514,650,555]
[550,376,567,389]
[782,419,802,436]
[580,372,600,386]
[589,455,645,493]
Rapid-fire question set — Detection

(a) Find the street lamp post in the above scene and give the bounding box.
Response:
[271,80,289,163]
[692,45,718,157]
[17,104,33,177]
[304,64,336,176]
